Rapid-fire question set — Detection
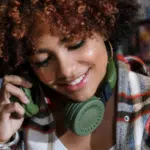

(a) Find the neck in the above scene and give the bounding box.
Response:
[53,87,117,150]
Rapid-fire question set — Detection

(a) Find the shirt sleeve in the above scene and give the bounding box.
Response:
[0,132,20,150]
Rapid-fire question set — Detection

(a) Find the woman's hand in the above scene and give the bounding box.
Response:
[0,75,32,143]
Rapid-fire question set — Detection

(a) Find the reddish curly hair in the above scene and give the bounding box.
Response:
[0,0,139,76]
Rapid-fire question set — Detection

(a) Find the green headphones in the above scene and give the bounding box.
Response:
[10,58,117,136]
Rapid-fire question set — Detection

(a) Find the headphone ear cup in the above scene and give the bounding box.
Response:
[105,58,117,89]
[64,96,105,136]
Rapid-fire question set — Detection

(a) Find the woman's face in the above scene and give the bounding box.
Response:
[29,21,108,102]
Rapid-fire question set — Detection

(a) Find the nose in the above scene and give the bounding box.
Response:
[56,55,76,80]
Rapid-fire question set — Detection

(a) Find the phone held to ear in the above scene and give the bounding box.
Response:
[10,59,117,136]
[10,87,39,117]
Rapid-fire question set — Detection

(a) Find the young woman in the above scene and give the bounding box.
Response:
[0,0,149,150]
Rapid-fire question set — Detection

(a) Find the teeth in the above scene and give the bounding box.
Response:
[68,75,85,86]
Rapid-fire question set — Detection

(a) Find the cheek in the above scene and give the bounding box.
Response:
[97,48,108,72]
[32,67,55,84]
[80,44,107,66]
[79,47,98,64]
[83,42,108,78]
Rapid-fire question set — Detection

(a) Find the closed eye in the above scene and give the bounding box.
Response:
[34,56,51,68]
[68,40,85,50]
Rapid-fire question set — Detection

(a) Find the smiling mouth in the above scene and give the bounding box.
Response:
[57,69,89,85]
[65,74,86,85]
[56,69,90,91]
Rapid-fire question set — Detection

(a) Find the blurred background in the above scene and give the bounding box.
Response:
[117,0,150,67]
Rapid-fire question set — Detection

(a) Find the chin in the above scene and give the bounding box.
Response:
[67,91,95,102]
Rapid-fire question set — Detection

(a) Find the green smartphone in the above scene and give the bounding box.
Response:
[10,86,39,117]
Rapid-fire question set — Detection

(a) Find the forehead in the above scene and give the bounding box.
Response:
[30,15,50,39]
[27,13,89,55]
[30,22,82,46]
[28,15,61,50]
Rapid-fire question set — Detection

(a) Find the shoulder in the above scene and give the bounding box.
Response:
[117,55,150,98]
[116,55,150,149]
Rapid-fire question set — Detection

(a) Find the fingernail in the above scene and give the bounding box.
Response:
[24,96,29,103]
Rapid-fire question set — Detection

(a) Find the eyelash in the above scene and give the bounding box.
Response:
[68,40,85,50]
[34,56,51,68]
[35,40,85,68]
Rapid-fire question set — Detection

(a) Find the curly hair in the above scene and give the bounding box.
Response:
[0,0,139,77]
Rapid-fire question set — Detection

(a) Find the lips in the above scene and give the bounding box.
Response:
[56,69,90,91]
[65,74,85,86]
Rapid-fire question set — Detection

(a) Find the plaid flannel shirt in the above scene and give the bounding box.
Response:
[2,55,150,150]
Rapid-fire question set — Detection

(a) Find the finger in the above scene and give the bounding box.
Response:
[0,83,11,105]
[0,102,25,119]
[2,83,29,104]
[2,75,32,88]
